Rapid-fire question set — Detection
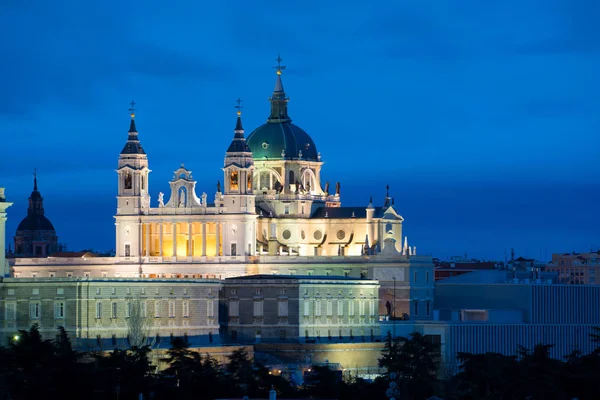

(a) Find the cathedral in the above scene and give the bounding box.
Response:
[115,61,408,264]
[7,58,433,320]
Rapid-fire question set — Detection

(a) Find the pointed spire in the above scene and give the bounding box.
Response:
[234,98,244,133]
[268,54,290,122]
[121,101,145,155]
[128,100,137,133]
[33,168,38,191]
[226,98,251,153]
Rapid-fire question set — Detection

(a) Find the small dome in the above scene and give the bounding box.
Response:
[16,214,55,231]
[247,121,318,161]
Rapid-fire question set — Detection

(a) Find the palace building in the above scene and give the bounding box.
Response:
[7,58,434,320]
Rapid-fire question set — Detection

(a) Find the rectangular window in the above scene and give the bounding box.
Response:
[142,301,147,317]
[111,302,118,319]
[349,301,355,316]
[55,302,65,319]
[426,301,431,316]
[426,271,430,283]
[326,300,333,316]
[304,301,310,317]
[168,300,175,318]
[284,205,290,215]
[182,300,190,318]
[278,300,288,317]
[337,300,343,316]
[230,243,237,256]
[29,302,40,319]
[413,271,418,283]
[125,302,131,318]
[369,300,375,317]
[5,302,16,321]
[154,301,161,318]
[231,289,237,295]
[229,301,239,317]
[253,301,263,317]
[315,300,322,316]
[359,301,365,316]
[125,244,131,257]
[96,302,103,319]
[207,300,214,317]
[413,301,419,316]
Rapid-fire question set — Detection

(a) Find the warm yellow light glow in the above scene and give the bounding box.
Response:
[276,70,281,75]
[237,110,241,116]
[13,335,19,342]
[130,113,135,118]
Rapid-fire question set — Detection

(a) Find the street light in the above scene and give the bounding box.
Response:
[13,335,19,342]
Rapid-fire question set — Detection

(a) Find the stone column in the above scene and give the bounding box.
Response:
[187,222,193,257]
[159,222,163,257]
[0,188,13,277]
[115,222,121,257]
[172,222,177,257]
[216,222,221,256]
[202,223,207,256]
[145,223,150,257]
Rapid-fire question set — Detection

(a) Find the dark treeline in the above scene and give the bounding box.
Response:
[0,325,599,400]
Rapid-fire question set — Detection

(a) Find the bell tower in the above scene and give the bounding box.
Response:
[223,99,255,213]
[115,102,151,259]
[221,100,257,256]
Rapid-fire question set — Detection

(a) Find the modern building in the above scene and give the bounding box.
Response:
[13,174,59,258]
[220,275,380,344]
[386,270,600,375]
[544,251,600,284]
[0,277,221,349]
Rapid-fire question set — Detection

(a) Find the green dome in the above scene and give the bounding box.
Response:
[247,121,319,161]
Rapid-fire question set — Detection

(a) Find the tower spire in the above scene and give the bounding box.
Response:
[128,100,137,133]
[268,54,290,122]
[121,100,145,155]
[226,98,251,153]
[33,168,38,191]
[235,97,244,132]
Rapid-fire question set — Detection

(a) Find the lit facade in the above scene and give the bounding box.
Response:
[0,277,221,349]
[220,275,381,344]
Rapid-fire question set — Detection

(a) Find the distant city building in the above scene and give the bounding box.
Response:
[220,275,381,344]
[544,251,600,284]
[433,259,497,281]
[13,174,58,258]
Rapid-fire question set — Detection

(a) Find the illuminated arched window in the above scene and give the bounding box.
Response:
[230,170,239,191]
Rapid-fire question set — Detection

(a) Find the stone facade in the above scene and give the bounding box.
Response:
[220,275,380,344]
[0,277,221,349]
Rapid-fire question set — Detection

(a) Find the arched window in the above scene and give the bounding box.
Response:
[230,170,239,191]
[385,223,393,234]
[124,172,132,189]
[288,170,295,185]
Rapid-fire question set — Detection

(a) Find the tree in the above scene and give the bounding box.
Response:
[127,297,154,348]
[454,352,519,399]
[378,331,440,400]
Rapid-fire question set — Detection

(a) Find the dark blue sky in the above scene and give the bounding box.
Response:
[1,0,599,260]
